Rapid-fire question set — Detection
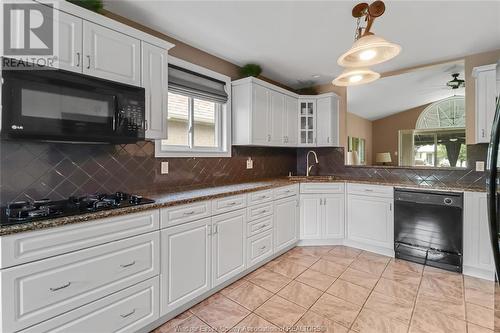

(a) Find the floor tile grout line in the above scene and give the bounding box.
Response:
[405,263,424,333]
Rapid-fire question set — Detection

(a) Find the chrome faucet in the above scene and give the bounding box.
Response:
[306,151,319,177]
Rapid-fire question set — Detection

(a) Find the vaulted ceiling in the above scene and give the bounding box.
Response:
[104,1,500,89]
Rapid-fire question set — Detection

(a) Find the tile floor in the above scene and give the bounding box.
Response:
[152,246,497,333]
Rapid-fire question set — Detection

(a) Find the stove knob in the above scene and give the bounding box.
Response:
[130,195,143,204]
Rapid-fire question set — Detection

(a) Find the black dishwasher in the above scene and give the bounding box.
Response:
[394,188,463,273]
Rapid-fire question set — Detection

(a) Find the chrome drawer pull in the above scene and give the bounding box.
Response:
[259,195,268,199]
[259,246,267,250]
[50,281,71,292]
[120,309,136,318]
[183,211,196,216]
[259,210,268,214]
[364,189,374,192]
[120,260,136,268]
[259,224,268,229]
[227,202,237,206]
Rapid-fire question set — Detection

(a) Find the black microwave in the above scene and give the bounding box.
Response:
[1,64,146,143]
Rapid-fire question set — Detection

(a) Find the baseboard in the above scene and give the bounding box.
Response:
[463,265,496,281]
[342,239,395,257]
[298,239,343,246]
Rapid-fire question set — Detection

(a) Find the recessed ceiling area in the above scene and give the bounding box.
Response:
[104,1,500,89]
[348,61,465,121]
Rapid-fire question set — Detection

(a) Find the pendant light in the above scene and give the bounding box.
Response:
[332,68,380,86]
[337,34,401,68]
[332,1,401,87]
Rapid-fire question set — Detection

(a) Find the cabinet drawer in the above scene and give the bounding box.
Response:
[347,183,394,198]
[212,194,247,216]
[300,182,345,194]
[0,209,159,269]
[20,277,160,333]
[248,216,273,237]
[274,184,299,200]
[248,189,274,206]
[247,230,273,267]
[1,232,159,333]
[247,202,273,221]
[161,201,212,228]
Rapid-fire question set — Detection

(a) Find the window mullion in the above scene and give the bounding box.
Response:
[188,97,194,149]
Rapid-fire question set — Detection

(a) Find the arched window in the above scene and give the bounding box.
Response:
[416,96,465,129]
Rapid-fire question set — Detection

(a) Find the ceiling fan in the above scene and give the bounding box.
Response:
[446,73,465,89]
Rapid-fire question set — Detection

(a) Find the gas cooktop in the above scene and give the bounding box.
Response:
[0,192,155,226]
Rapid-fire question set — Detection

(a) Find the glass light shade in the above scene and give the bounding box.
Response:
[375,152,392,163]
[337,34,401,67]
[332,68,380,86]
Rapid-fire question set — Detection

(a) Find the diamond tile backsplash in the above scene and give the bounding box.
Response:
[297,144,489,191]
[0,140,296,205]
[0,139,488,206]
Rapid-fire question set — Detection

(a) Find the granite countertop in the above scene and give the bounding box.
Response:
[0,179,295,236]
[0,176,486,236]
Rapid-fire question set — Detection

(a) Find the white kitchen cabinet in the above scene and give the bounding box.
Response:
[274,196,299,252]
[247,230,274,268]
[323,194,345,239]
[253,83,272,144]
[142,42,168,139]
[299,183,345,241]
[316,95,339,146]
[1,232,159,333]
[299,99,317,146]
[55,11,83,73]
[473,64,498,143]
[347,193,394,250]
[463,192,495,280]
[284,96,299,145]
[300,194,344,241]
[160,219,211,315]
[300,195,322,239]
[83,21,141,86]
[270,90,285,145]
[212,210,247,287]
[21,277,159,333]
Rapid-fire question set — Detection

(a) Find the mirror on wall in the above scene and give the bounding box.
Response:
[345,60,466,168]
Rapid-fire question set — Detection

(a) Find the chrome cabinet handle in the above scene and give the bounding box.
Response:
[259,224,268,229]
[120,260,136,268]
[144,119,148,131]
[120,309,136,318]
[259,195,268,199]
[327,137,330,143]
[86,55,91,69]
[364,189,374,192]
[50,281,71,292]
[213,224,218,234]
[259,246,267,251]
[76,52,80,67]
[267,134,271,142]
[183,211,195,216]
[227,202,237,206]
[259,210,268,214]
[482,129,486,138]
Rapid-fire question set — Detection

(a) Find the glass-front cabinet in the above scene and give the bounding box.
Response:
[299,99,316,146]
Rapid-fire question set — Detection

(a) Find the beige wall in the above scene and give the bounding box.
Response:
[103,10,295,92]
[372,103,429,165]
[346,112,373,165]
[465,49,500,144]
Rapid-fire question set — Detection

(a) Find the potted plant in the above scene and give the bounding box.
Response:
[67,0,104,13]
[239,64,262,78]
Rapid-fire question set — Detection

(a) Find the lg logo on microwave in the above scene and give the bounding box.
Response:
[2,1,58,69]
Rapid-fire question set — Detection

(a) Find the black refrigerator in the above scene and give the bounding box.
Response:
[487,95,500,283]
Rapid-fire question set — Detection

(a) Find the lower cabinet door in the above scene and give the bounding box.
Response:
[274,196,298,252]
[21,277,159,333]
[300,195,322,239]
[160,219,211,316]
[323,194,345,239]
[347,194,393,249]
[247,230,274,268]
[212,210,247,287]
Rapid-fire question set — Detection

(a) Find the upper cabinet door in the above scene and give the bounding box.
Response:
[252,84,271,145]
[316,96,339,146]
[55,12,83,73]
[299,100,316,146]
[83,22,141,86]
[270,90,285,145]
[285,96,299,146]
[142,42,168,139]
[473,64,497,143]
